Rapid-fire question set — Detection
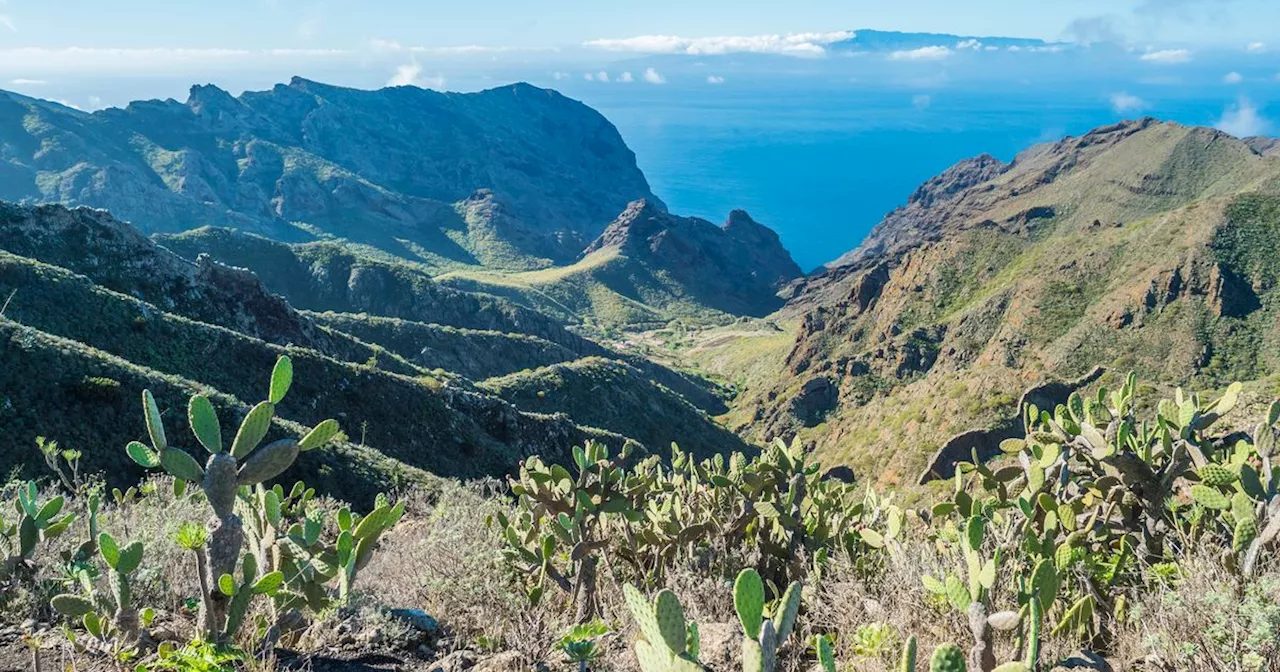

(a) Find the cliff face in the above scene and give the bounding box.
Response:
[0,79,661,266]
[584,200,803,317]
[733,119,1280,484]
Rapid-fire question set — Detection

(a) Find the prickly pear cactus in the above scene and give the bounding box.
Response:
[1,481,74,582]
[123,355,341,642]
[733,568,802,672]
[622,583,704,672]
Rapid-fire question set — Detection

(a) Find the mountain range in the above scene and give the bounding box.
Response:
[2,79,1279,495]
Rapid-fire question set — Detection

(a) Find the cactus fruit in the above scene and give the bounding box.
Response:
[930,643,967,672]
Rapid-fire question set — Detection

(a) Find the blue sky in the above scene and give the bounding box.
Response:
[2,0,1277,51]
[2,0,1278,116]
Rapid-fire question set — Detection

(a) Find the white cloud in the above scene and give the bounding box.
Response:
[1247,42,1267,53]
[552,71,570,80]
[583,30,852,58]
[9,78,45,85]
[1140,49,1192,64]
[643,67,666,84]
[955,39,982,50]
[1215,97,1270,137]
[1224,71,1244,84]
[386,62,445,89]
[888,46,952,61]
[912,94,932,110]
[1110,91,1147,114]
[706,75,725,84]
[596,71,610,82]
[86,95,103,110]
[583,72,595,81]
[617,71,634,83]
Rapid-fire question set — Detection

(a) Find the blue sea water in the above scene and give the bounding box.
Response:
[577,85,1278,270]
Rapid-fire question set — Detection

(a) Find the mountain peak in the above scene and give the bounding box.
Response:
[186,83,238,112]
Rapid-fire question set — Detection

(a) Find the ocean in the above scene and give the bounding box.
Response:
[578,84,1277,270]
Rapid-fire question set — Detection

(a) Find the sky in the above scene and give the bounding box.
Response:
[2,0,1278,54]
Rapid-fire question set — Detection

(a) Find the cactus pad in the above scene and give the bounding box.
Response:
[654,589,687,655]
[236,439,299,486]
[1198,465,1237,487]
[733,568,765,639]
[189,395,223,454]
[299,418,341,451]
[160,447,205,483]
[929,643,966,672]
[1190,485,1230,510]
[269,355,294,404]
[231,401,275,459]
[142,390,167,451]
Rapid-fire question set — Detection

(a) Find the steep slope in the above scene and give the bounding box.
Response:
[0,203,641,496]
[732,119,1280,484]
[437,201,803,325]
[0,79,660,267]
[479,357,751,459]
[0,316,427,508]
[308,312,581,381]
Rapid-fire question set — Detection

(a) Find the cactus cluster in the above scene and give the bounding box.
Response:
[497,441,636,622]
[1,481,74,583]
[52,532,150,646]
[498,436,896,629]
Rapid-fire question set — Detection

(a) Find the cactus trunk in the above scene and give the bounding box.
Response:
[573,554,599,625]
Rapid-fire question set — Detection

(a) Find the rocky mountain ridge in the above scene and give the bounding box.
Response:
[0,78,661,267]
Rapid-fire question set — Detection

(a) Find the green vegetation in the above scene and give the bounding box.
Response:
[5,363,1280,670]
[480,357,748,459]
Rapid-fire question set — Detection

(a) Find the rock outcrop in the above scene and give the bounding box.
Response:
[584,200,803,316]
